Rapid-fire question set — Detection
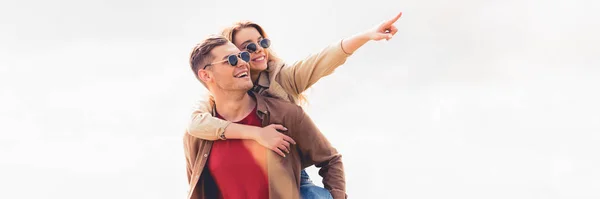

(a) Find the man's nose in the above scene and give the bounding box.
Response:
[236,57,249,67]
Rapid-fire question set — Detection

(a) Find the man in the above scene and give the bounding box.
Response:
[183,35,346,199]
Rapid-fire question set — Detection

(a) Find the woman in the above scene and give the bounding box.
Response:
[188,12,402,198]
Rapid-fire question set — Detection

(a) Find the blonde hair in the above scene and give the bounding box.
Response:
[221,21,308,106]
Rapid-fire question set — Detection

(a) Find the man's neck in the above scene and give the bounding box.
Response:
[213,90,256,122]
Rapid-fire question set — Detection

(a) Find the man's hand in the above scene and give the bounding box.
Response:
[365,12,402,41]
[252,124,296,157]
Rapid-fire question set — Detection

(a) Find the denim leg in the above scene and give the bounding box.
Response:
[299,169,333,199]
[301,169,312,184]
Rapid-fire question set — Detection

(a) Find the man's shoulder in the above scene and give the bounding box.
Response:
[260,94,302,113]
[255,94,305,124]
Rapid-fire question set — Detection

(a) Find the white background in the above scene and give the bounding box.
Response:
[1,0,599,198]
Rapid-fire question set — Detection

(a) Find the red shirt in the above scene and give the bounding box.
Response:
[208,107,269,199]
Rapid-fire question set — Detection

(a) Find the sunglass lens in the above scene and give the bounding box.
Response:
[240,52,251,62]
[260,38,270,48]
[246,43,257,53]
[228,54,238,66]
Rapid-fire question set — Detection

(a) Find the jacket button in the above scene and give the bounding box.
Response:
[203,154,208,158]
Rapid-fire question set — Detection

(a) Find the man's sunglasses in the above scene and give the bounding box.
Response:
[245,38,271,53]
[203,51,251,69]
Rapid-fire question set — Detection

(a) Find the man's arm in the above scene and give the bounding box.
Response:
[291,107,346,199]
[188,97,295,157]
[183,134,194,185]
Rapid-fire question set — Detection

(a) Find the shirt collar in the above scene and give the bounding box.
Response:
[210,91,269,116]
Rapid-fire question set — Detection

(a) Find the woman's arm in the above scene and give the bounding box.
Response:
[186,97,231,141]
[276,12,402,97]
[276,39,350,97]
[187,97,296,157]
[341,12,402,54]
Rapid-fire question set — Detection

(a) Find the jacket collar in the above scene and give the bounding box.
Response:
[209,91,269,117]
[254,60,285,90]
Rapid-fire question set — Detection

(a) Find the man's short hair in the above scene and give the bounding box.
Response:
[189,35,229,81]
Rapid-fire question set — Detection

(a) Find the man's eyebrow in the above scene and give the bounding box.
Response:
[221,54,230,60]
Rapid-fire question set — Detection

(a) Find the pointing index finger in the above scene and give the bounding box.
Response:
[384,12,403,26]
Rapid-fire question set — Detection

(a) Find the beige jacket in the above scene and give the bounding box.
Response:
[187,40,351,140]
[183,92,346,199]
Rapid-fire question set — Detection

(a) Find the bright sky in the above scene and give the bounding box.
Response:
[1,0,599,198]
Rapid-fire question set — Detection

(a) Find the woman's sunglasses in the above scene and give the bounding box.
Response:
[245,38,271,53]
[203,51,251,69]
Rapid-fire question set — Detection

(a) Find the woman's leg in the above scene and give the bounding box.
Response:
[299,169,333,199]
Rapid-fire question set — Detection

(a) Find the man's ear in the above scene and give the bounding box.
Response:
[197,69,211,83]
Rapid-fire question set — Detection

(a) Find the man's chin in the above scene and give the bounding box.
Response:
[239,82,253,91]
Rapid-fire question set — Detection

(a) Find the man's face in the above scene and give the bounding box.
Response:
[205,42,253,92]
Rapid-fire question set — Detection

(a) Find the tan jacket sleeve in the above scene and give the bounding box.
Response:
[187,97,231,141]
[276,40,351,98]
[291,107,347,199]
[184,134,193,184]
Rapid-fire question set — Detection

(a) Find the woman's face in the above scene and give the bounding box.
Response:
[232,27,269,73]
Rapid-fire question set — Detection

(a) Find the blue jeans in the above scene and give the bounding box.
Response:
[300,169,333,199]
